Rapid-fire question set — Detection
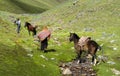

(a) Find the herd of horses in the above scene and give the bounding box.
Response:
[23,22,101,66]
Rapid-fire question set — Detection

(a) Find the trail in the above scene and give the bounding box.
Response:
[60,57,97,76]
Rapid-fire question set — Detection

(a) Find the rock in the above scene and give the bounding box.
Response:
[86,54,92,58]
[60,67,64,71]
[113,47,117,51]
[60,57,97,76]
[110,40,115,43]
[62,68,72,75]
[97,55,108,64]
[81,73,87,76]
[51,58,55,60]
[91,73,96,76]
[111,68,120,75]
[107,61,115,65]
[53,38,58,41]
[89,68,94,72]
[40,55,48,60]
[27,54,33,57]
[73,0,78,5]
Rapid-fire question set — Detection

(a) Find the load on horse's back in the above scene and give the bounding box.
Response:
[37,26,51,52]
[78,36,91,51]
[24,22,37,36]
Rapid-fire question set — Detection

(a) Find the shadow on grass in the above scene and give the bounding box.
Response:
[44,49,56,53]
[9,0,47,14]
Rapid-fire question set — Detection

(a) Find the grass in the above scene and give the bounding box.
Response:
[0,11,75,76]
[0,0,120,76]
[0,0,67,14]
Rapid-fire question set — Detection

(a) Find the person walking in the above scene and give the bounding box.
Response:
[37,26,51,52]
[14,18,21,34]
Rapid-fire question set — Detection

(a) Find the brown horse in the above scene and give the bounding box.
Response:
[69,33,101,65]
[24,22,37,36]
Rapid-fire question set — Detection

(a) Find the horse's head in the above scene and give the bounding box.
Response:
[69,32,80,42]
[24,22,31,27]
[69,33,74,42]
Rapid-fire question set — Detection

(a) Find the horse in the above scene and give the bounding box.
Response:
[69,33,101,65]
[24,22,37,36]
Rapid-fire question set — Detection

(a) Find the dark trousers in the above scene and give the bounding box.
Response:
[40,38,48,51]
[17,25,21,33]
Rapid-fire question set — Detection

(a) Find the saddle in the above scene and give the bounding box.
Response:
[78,36,91,50]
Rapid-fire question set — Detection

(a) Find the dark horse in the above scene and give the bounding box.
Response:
[69,33,101,65]
[24,22,37,36]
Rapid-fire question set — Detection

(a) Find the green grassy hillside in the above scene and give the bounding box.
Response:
[0,0,67,14]
[0,0,120,76]
[0,11,74,76]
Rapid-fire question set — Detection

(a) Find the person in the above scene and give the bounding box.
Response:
[37,26,51,52]
[14,18,21,34]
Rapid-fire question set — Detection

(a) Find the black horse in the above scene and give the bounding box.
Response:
[24,22,37,36]
[69,33,101,65]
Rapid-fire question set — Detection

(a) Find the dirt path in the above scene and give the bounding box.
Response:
[59,57,97,76]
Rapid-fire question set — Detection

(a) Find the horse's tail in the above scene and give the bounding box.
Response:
[98,45,101,51]
[98,45,104,56]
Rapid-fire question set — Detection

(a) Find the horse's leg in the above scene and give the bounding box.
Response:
[76,51,82,64]
[92,54,97,66]
[91,48,97,65]
[76,53,80,60]
[33,29,37,36]
[34,29,37,35]
[28,30,30,35]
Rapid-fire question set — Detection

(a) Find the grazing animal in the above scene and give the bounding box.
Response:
[69,33,101,65]
[24,22,37,36]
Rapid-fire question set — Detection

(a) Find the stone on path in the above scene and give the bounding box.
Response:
[111,68,120,75]
[62,68,72,75]
[60,57,97,76]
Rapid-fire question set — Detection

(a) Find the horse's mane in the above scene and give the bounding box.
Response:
[73,33,80,40]
[26,22,31,26]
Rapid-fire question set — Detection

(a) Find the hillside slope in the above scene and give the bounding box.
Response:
[0,0,120,76]
[31,0,120,76]
[0,0,67,13]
